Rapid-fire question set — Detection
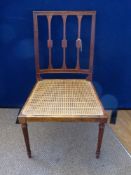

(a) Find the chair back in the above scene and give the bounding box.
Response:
[33,11,96,81]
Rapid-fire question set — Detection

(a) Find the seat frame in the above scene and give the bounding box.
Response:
[18,11,108,159]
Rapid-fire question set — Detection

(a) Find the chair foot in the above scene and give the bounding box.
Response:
[96,122,105,159]
[96,151,100,159]
[27,151,31,158]
[21,123,31,158]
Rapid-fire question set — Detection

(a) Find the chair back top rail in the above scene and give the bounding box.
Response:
[33,11,96,81]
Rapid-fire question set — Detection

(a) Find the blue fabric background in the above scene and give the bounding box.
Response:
[0,0,131,109]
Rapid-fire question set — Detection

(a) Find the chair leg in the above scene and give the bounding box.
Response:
[96,122,105,159]
[21,123,31,158]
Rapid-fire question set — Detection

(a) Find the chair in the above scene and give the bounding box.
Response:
[18,11,108,159]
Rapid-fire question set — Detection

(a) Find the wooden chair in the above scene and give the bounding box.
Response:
[18,11,108,159]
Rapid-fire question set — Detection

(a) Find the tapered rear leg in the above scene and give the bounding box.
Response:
[21,123,31,158]
[96,122,105,158]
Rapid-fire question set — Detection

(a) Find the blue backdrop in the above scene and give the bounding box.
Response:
[0,0,131,109]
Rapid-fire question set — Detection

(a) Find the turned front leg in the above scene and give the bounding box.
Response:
[96,122,105,159]
[21,123,31,158]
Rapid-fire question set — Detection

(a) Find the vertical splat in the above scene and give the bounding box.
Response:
[88,14,96,81]
[62,15,67,69]
[76,15,83,69]
[47,15,53,69]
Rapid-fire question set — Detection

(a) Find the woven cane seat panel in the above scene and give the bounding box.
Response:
[22,79,104,116]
